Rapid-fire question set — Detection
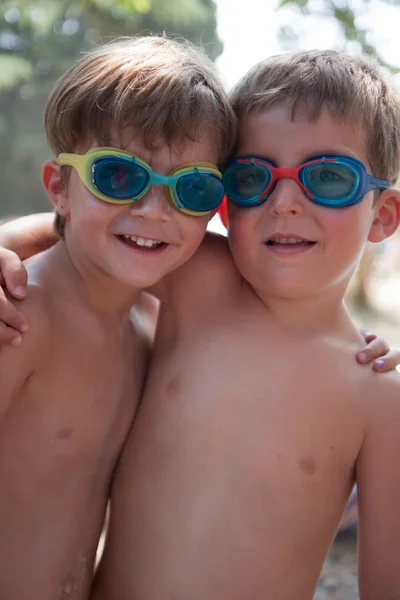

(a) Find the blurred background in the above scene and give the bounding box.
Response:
[1,1,400,597]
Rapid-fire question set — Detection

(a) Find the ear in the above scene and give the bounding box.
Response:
[368,188,400,243]
[42,160,70,217]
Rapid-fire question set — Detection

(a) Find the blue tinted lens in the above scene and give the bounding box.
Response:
[93,158,149,200]
[304,163,357,200]
[176,173,224,211]
[224,164,270,204]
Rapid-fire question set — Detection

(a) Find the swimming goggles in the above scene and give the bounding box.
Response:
[57,147,225,216]
[222,154,391,208]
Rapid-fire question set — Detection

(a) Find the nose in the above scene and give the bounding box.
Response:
[129,184,171,221]
[267,178,306,218]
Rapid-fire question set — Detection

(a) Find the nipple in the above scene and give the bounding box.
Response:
[60,576,75,596]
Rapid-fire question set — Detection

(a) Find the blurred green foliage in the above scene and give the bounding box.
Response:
[0,0,221,216]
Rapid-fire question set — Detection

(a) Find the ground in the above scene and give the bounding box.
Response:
[315,528,358,599]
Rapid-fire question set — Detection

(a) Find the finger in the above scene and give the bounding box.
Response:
[0,249,27,298]
[373,349,400,372]
[357,337,389,364]
[360,330,377,343]
[0,322,23,346]
[0,293,30,333]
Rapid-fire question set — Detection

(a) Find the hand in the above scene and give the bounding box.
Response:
[357,330,400,372]
[0,248,30,345]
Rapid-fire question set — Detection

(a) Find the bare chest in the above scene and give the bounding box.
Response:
[136,326,364,508]
[0,328,146,483]
[111,327,366,600]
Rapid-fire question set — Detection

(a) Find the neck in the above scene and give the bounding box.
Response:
[43,241,141,320]
[250,282,355,338]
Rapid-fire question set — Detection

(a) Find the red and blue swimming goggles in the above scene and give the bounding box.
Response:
[222,155,391,209]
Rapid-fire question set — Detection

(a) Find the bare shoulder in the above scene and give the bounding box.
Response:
[5,281,51,353]
[361,368,400,424]
[166,231,239,305]
[0,283,51,406]
[354,368,400,465]
[176,231,233,279]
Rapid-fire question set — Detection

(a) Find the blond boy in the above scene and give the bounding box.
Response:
[0,36,235,600]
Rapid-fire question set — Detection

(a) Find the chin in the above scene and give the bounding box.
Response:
[123,274,161,290]
[253,277,315,300]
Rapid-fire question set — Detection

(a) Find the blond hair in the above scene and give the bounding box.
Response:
[44,35,237,236]
[230,49,400,183]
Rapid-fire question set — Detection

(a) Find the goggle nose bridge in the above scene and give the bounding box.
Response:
[258,164,315,202]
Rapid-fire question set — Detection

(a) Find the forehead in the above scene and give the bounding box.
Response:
[237,104,368,166]
[89,125,221,168]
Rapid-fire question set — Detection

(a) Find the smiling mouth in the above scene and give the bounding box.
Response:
[266,237,315,247]
[118,234,166,250]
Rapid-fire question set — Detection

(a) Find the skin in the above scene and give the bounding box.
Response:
[0,130,218,600]
[0,112,398,599]
[87,106,400,600]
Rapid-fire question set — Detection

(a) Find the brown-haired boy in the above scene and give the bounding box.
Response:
[0,35,235,600]
[91,50,400,600]
[1,50,400,600]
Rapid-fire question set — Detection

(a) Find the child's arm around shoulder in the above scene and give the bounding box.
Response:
[356,370,400,598]
[0,213,58,259]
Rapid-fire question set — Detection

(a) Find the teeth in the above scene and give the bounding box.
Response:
[123,234,162,248]
[272,238,304,244]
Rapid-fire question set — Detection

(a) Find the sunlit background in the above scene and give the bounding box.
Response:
[215,0,400,89]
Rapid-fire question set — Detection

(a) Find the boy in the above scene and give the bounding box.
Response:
[0,36,235,599]
[0,50,400,599]
[92,50,400,600]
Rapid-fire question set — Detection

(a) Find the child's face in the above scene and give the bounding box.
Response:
[50,128,219,290]
[227,104,381,300]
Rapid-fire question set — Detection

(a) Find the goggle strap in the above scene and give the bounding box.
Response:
[218,195,228,228]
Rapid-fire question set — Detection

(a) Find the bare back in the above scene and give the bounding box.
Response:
[93,234,400,600]
[0,246,151,600]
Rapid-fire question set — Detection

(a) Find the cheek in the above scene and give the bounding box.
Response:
[68,189,119,239]
[180,215,209,252]
[227,206,259,254]
[321,206,374,261]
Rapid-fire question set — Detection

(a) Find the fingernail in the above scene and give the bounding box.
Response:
[19,323,29,333]
[10,336,21,346]
[358,352,367,363]
[376,359,385,370]
[14,286,26,297]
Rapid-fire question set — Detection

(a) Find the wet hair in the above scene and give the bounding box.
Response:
[230,49,400,184]
[44,35,237,236]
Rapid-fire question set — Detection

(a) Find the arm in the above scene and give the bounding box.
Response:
[0,212,58,260]
[356,372,400,598]
[0,222,399,369]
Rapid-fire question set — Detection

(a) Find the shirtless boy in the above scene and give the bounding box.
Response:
[0,50,400,600]
[90,50,400,600]
[0,36,235,599]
